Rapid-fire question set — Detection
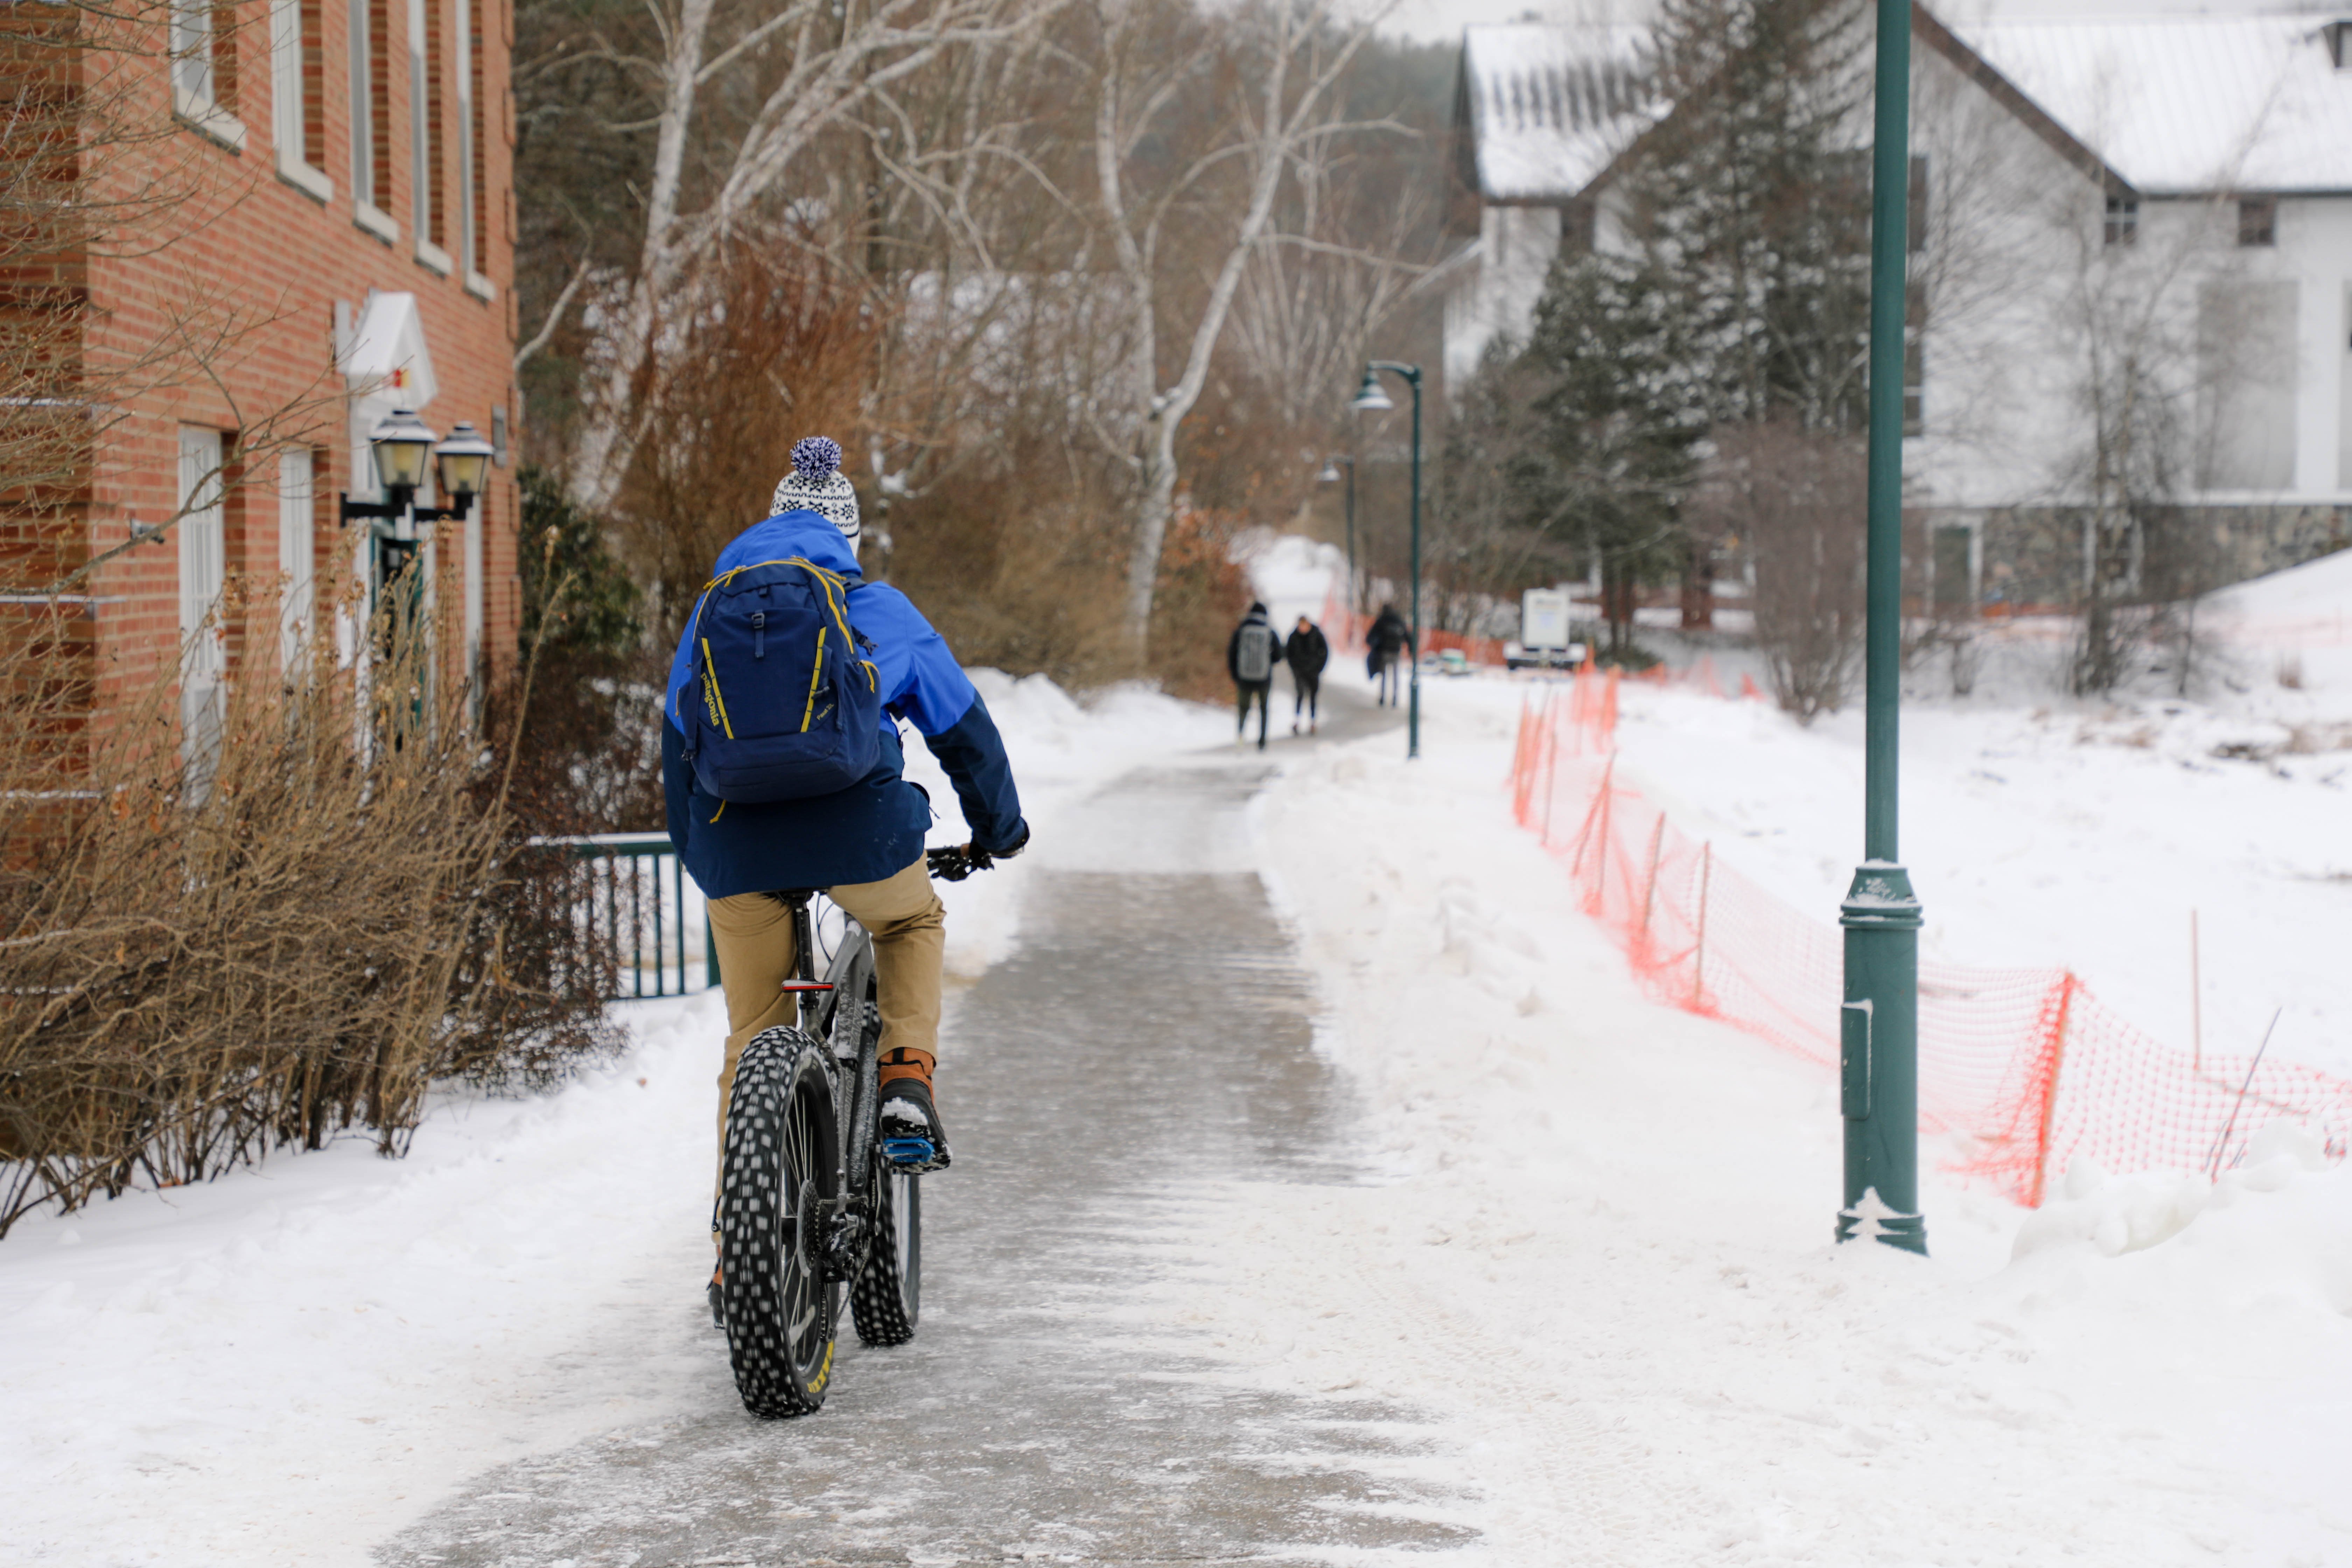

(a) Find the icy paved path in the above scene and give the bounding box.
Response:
[379,689,1469,1567]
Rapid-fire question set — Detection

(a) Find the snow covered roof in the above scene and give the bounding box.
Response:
[1947,14,2352,196]
[1455,24,1661,203]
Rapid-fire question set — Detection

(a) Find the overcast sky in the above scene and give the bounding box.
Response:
[1376,0,2335,47]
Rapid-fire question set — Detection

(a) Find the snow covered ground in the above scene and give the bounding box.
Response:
[5,540,2350,1565]
[0,678,1228,1567]
[1209,687,2352,1563]
[1590,547,2352,1078]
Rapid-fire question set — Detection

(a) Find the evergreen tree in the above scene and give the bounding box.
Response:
[1634,0,1875,432]
[1513,254,1709,657]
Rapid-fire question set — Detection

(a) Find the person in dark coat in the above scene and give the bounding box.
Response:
[1366,604,1411,707]
[1284,615,1329,735]
[1226,601,1283,750]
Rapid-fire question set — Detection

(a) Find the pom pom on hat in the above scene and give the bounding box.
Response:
[792,435,843,481]
[772,434,860,543]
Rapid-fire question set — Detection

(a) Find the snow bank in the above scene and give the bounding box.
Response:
[1235,530,1347,634]
[1575,674,2352,1079]
[1208,683,2352,1564]
[0,997,723,1565]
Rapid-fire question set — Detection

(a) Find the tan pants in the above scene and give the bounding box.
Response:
[706,856,945,1225]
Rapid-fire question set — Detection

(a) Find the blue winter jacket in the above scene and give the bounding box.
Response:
[663,511,1026,896]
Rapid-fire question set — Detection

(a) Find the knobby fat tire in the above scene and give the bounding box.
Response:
[720,1026,842,1418]
[852,1157,919,1344]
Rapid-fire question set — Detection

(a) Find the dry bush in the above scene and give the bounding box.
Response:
[0,571,621,1236]
[1699,422,1866,721]
[1147,504,1255,701]
[616,247,884,642]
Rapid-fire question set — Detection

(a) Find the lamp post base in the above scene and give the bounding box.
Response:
[1834,1195,1926,1252]
[1838,861,1926,1255]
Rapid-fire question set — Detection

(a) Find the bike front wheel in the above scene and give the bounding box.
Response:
[720,1026,842,1418]
[852,1156,920,1345]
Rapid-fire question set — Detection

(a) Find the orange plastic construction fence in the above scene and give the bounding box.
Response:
[1507,676,2352,1206]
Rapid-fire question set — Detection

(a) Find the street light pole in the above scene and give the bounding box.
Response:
[1353,362,1422,761]
[1342,456,1358,618]
[1839,0,1926,1254]
[1318,454,1359,623]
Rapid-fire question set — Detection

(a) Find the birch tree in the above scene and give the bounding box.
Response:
[1061,0,1395,659]
[565,0,1050,509]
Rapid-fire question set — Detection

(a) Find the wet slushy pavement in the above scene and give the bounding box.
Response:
[380,687,1472,1567]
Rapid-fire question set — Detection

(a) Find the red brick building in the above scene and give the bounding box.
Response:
[29,0,519,742]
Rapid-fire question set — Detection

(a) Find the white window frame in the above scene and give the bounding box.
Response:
[177,427,229,787]
[410,0,456,273]
[455,0,494,300]
[172,0,247,149]
[270,0,333,201]
[351,0,400,241]
[277,449,317,673]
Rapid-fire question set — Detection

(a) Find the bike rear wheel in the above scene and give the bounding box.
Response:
[720,1026,842,1418]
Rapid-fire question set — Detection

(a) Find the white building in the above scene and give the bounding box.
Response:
[1443,9,2352,608]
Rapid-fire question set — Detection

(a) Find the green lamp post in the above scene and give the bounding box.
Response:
[1839,0,1926,1254]
[1351,363,1422,760]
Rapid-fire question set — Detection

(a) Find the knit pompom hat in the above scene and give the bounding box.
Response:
[771,436,861,544]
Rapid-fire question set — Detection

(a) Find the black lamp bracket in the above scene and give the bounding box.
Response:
[337,486,477,533]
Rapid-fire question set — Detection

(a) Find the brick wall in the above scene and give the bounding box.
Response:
[45,0,519,741]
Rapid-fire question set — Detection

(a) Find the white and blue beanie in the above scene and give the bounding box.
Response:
[771,436,861,544]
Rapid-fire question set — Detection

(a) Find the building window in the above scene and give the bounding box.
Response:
[1907,153,1928,253]
[271,0,332,198]
[178,427,229,787]
[172,0,245,144]
[351,0,398,236]
[277,448,317,671]
[2104,194,2138,246]
[1557,200,1595,257]
[1903,288,1926,435]
[2238,197,2277,247]
[461,0,491,293]
[420,0,449,255]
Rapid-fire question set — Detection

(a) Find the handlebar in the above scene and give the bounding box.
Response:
[925,844,995,883]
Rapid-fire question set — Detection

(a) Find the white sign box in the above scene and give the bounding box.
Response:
[1521,587,1571,650]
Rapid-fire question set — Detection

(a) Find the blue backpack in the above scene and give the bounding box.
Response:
[679,556,882,803]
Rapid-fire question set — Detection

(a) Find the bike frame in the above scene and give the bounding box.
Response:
[776,890,881,1284]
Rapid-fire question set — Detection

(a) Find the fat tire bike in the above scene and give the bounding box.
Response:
[717,844,994,1419]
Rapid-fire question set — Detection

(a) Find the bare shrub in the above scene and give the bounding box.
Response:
[616,248,885,644]
[2276,650,2303,691]
[0,570,621,1236]
[1696,422,1866,721]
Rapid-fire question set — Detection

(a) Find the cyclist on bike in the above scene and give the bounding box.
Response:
[663,437,1028,1239]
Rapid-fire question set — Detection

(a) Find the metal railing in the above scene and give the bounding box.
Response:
[534,833,716,1000]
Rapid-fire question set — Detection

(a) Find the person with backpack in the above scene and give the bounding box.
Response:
[1227,602,1283,750]
[1284,614,1329,735]
[663,436,1028,1279]
[1366,603,1411,707]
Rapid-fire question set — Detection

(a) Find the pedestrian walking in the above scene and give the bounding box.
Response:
[1285,614,1329,735]
[1227,601,1283,749]
[1366,603,1410,708]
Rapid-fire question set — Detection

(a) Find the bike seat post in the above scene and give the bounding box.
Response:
[777,889,819,1030]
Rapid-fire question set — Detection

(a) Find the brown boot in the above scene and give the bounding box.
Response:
[877,1049,951,1172]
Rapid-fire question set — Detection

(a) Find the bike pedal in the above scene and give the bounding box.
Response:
[881,1136,936,1167]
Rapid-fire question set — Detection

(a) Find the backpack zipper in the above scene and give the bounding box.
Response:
[801,626,827,731]
[751,610,766,659]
